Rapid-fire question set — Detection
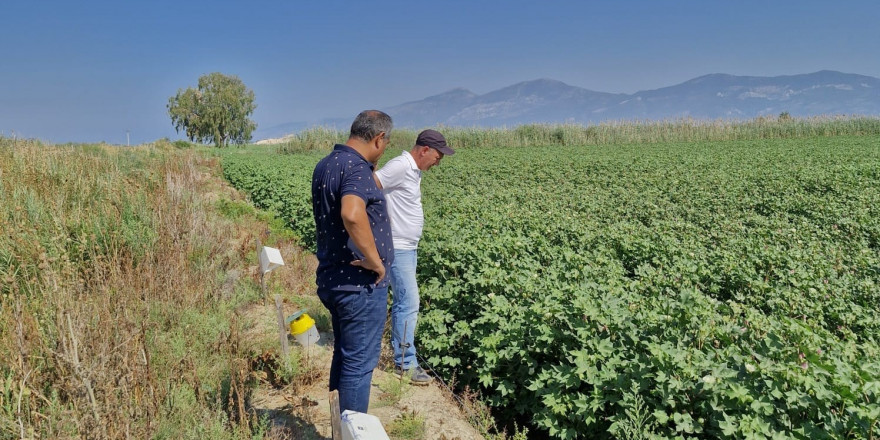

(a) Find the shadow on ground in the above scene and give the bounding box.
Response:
[254,406,330,440]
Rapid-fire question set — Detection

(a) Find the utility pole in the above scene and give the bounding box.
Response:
[126,130,130,146]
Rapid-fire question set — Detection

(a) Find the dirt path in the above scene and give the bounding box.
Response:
[242,300,484,440]
[199,154,482,439]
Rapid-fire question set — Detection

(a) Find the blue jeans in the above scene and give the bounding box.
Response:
[389,249,420,370]
[317,284,387,413]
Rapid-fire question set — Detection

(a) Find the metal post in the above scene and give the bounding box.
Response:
[399,321,409,382]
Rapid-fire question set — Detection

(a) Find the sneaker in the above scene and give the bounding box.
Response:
[393,365,432,385]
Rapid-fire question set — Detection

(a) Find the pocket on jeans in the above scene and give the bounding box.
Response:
[337,289,367,319]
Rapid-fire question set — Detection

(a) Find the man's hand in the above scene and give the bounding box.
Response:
[350,258,385,285]
[341,194,385,285]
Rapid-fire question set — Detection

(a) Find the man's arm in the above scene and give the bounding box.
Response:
[373,173,383,189]
[340,194,385,284]
[374,156,405,191]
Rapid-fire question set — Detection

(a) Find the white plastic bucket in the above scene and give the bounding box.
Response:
[294,325,320,348]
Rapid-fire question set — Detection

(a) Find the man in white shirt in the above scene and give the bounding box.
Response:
[374,129,454,384]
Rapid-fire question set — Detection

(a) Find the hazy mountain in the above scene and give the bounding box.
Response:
[255,70,880,139]
[444,79,625,127]
[607,70,880,120]
[389,88,480,128]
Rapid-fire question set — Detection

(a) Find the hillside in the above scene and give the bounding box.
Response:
[256,70,880,140]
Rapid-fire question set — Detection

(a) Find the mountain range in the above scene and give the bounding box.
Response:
[255,70,880,140]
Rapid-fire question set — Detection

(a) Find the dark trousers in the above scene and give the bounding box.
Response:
[317,285,387,413]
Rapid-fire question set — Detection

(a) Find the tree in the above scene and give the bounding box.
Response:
[167,72,257,147]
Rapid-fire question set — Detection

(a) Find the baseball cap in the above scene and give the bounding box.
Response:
[415,129,455,156]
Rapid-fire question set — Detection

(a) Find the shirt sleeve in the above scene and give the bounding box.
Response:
[375,156,407,190]
[340,161,373,202]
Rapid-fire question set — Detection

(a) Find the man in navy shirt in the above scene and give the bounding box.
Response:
[311,110,393,413]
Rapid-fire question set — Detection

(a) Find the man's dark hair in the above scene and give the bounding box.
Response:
[350,110,393,142]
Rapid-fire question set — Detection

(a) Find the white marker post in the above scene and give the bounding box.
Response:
[256,239,288,357]
[260,245,285,275]
[256,239,285,301]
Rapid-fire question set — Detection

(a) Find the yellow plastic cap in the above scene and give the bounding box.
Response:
[289,313,316,336]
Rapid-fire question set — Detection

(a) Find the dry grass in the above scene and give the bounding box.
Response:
[0,137,315,439]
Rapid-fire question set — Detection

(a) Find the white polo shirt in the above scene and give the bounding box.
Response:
[375,151,423,250]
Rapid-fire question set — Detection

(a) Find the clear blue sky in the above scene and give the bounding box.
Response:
[2,0,878,144]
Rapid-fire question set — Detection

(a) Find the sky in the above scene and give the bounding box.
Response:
[2,0,879,145]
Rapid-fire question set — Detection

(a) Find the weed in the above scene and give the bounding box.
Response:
[376,374,413,407]
[272,351,302,386]
[216,198,256,220]
[609,383,659,440]
[386,410,426,440]
[455,386,528,440]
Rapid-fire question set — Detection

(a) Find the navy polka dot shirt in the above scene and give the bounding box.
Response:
[312,144,393,291]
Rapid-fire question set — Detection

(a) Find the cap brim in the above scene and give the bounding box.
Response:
[435,146,455,156]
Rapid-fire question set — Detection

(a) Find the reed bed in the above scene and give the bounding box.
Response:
[275,115,880,154]
[0,138,276,439]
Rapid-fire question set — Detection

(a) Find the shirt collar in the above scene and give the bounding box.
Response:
[402,150,419,170]
[334,144,374,169]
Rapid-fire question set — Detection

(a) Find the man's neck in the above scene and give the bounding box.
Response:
[345,138,374,163]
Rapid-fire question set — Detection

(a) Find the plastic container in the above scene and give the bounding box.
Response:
[340,410,390,440]
[259,246,284,274]
[288,312,320,348]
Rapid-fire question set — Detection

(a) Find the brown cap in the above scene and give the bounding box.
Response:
[415,129,455,156]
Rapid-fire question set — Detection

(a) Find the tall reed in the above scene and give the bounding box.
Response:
[0,138,264,439]
[273,115,880,153]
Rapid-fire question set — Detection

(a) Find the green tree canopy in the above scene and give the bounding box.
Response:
[167,72,257,147]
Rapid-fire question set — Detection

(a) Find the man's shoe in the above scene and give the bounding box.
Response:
[394,365,432,385]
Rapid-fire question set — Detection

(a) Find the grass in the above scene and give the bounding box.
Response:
[375,373,413,408]
[385,411,426,440]
[0,137,315,439]
[273,114,880,154]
